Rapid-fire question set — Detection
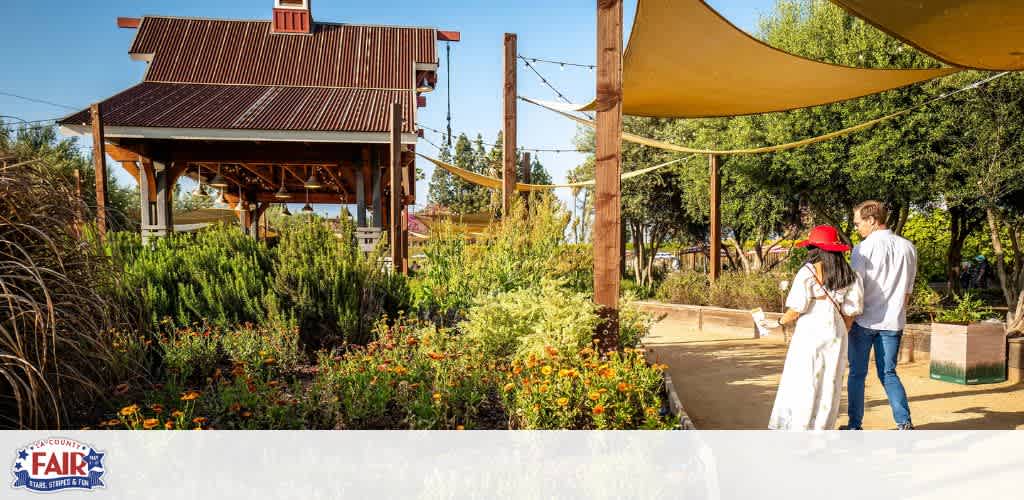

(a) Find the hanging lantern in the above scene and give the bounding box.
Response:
[301,203,314,213]
[209,166,229,188]
[194,165,209,196]
[235,185,248,212]
[274,167,291,199]
[281,204,292,217]
[304,168,323,190]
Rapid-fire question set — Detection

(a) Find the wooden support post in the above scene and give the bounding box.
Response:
[709,154,721,281]
[154,166,172,238]
[390,102,405,274]
[502,33,518,218]
[594,0,623,351]
[372,151,383,227]
[520,152,531,210]
[90,104,108,239]
[355,167,367,227]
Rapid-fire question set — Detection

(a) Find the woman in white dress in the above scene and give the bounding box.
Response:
[767,225,864,431]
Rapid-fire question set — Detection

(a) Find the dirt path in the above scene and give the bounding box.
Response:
[644,318,1024,430]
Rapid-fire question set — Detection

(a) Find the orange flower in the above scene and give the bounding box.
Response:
[406,336,418,346]
[645,407,658,416]
[180,391,201,401]
[192,417,208,425]
[593,405,606,415]
[538,384,549,394]
[149,404,164,414]
[512,366,523,375]
[426,351,445,361]
[241,411,252,418]
[392,365,409,375]
[617,382,630,392]
[229,403,242,413]
[113,383,130,396]
[171,410,184,419]
[143,418,159,429]
[545,346,559,358]
[455,425,465,430]
[119,404,139,417]
[164,421,174,430]
[556,397,569,407]
[102,418,122,427]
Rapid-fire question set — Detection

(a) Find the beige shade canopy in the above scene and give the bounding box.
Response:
[612,0,958,118]
[831,0,1024,70]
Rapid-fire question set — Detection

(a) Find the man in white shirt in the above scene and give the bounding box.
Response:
[844,200,916,430]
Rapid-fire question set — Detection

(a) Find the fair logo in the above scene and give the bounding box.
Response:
[11,438,105,493]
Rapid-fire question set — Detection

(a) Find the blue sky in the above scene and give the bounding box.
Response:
[0,0,776,215]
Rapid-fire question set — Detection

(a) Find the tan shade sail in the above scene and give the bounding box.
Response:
[831,0,1024,70]
[617,0,958,118]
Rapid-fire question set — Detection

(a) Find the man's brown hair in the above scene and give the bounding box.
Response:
[854,200,888,226]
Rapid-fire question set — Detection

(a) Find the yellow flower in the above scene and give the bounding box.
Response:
[432,392,442,402]
[592,405,606,415]
[103,418,122,427]
[503,383,515,393]
[588,391,600,401]
[558,369,570,377]
[392,365,409,375]
[119,404,139,416]
[143,418,159,429]
[541,366,553,376]
[455,425,465,430]
[556,397,569,407]
[538,384,549,394]
[645,407,658,416]
[180,391,201,401]
[171,410,185,419]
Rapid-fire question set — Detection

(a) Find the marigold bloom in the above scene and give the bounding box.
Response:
[392,365,409,375]
[192,417,208,425]
[503,383,515,393]
[119,404,139,416]
[592,405,606,415]
[406,337,419,346]
[541,366,553,376]
[180,391,201,401]
[545,346,559,357]
[143,418,159,429]
[171,410,184,419]
[617,382,629,392]
[103,419,121,427]
[558,369,570,378]
[426,351,445,361]
[556,397,569,407]
[538,384,549,394]
[512,366,523,375]
[645,407,658,416]
[588,391,600,401]
[432,392,442,401]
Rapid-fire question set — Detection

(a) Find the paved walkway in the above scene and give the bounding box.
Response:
[644,318,1024,430]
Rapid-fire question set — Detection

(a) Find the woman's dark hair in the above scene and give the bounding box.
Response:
[805,246,857,291]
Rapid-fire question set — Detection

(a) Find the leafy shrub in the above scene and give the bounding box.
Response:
[308,318,499,429]
[709,272,786,312]
[502,346,676,430]
[908,281,943,323]
[109,225,275,328]
[935,292,998,324]
[222,320,304,376]
[656,270,708,305]
[459,284,600,362]
[547,243,594,294]
[159,325,222,383]
[618,298,653,348]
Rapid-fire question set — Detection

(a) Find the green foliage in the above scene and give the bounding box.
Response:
[656,270,709,305]
[502,347,675,430]
[222,320,304,376]
[158,325,222,384]
[935,292,997,324]
[548,243,594,294]
[109,225,276,328]
[901,209,990,282]
[908,281,943,323]
[618,298,653,349]
[460,284,601,362]
[656,271,787,312]
[308,318,497,429]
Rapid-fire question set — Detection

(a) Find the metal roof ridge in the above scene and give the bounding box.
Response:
[133,14,441,32]
[141,80,416,92]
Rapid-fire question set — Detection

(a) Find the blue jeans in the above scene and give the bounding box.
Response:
[847,323,912,428]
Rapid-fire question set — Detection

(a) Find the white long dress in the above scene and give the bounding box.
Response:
[768,264,864,430]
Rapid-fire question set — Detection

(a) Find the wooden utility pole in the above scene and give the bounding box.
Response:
[709,154,721,281]
[594,0,623,350]
[73,167,83,222]
[90,104,108,239]
[389,102,405,274]
[502,33,518,217]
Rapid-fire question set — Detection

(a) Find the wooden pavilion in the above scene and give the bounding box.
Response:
[59,0,458,273]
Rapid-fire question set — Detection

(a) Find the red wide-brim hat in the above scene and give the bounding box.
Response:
[796,225,850,252]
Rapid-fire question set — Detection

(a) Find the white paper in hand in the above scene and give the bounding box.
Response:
[751,308,780,337]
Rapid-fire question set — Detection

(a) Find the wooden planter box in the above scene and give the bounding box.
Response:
[929,321,1007,385]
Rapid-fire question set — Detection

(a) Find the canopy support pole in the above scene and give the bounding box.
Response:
[594,0,623,351]
[389,102,406,275]
[502,33,518,217]
[90,103,108,240]
[709,154,721,281]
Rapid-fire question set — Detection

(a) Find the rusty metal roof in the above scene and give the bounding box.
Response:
[131,16,437,89]
[60,82,414,133]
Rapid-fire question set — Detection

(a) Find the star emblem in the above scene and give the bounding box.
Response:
[14,462,21,470]
[83,448,104,470]
[17,449,28,460]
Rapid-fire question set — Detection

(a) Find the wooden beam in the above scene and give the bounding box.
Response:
[137,154,157,200]
[709,154,721,281]
[104,142,142,163]
[437,31,461,42]
[117,17,141,28]
[502,33,518,217]
[120,161,140,182]
[282,165,307,185]
[593,0,623,350]
[91,104,108,239]
[323,163,345,194]
[237,163,277,187]
[390,102,405,274]
[520,151,531,210]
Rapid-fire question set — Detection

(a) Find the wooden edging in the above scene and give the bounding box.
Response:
[663,371,696,430]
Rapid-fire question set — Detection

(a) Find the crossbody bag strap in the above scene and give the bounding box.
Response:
[805,263,843,317]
